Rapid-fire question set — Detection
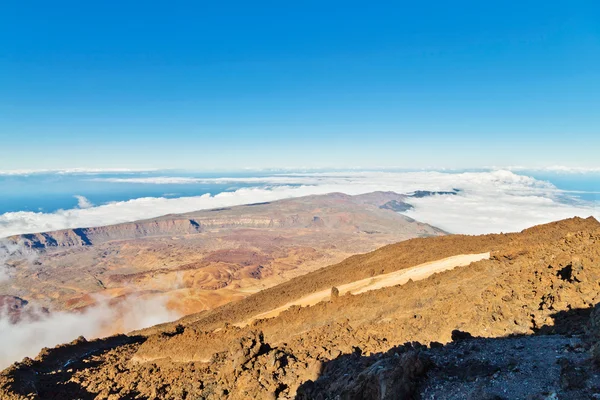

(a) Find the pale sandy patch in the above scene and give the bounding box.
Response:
[237,252,490,327]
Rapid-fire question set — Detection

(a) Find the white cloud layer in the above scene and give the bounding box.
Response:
[0,170,598,238]
[0,294,179,369]
[74,195,94,209]
[94,176,213,184]
[0,168,158,176]
[500,166,600,174]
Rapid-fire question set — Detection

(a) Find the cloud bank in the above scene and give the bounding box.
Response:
[0,170,598,237]
[0,294,179,369]
[502,166,600,174]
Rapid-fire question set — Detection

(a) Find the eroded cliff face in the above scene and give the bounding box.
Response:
[13,217,317,249]
[13,219,202,249]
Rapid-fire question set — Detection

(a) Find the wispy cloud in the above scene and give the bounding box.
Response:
[74,195,94,209]
[91,176,318,184]
[0,168,158,176]
[3,165,599,177]
[94,177,210,184]
[497,165,600,174]
[0,294,179,369]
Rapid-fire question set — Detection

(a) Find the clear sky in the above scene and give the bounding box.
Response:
[1,1,598,170]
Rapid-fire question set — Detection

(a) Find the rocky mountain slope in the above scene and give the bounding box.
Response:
[0,191,442,328]
[1,216,599,399]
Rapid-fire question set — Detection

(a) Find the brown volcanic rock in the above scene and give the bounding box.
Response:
[296,345,429,400]
[2,217,600,399]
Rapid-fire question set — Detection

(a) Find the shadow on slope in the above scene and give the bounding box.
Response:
[0,307,598,400]
[0,335,145,400]
[296,306,599,400]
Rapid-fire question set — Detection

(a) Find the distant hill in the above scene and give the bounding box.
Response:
[8,191,437,249]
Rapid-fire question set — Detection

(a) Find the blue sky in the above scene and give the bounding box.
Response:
[1,1,599,170]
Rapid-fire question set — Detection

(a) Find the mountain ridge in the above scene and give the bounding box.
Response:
[7,191,439,249]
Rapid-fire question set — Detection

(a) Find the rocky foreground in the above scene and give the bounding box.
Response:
[1,217,600,399]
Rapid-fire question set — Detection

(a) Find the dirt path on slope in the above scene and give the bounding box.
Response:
[236,252,490,327]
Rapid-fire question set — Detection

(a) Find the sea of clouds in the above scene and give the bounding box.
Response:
[0,170,598,238]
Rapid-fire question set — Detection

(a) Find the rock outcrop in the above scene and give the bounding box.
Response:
[13,219,203,249]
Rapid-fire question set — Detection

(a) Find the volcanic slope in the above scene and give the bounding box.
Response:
[1,191,443,320]
[2,217,600,399]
